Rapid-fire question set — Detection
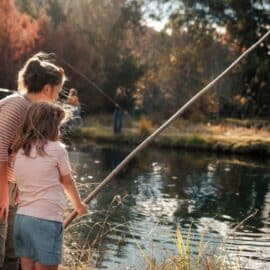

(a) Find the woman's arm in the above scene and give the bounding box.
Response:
[0,162,9,221]
[0,98,26,221]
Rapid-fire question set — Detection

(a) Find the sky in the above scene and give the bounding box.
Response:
[141,1,181,31]
[144,16,168,31]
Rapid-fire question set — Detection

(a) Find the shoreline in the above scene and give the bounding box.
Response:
[67,123,270,157]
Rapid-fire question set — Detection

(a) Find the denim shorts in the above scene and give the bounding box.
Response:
[13,214,63,266]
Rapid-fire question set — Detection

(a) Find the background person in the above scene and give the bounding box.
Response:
[113,86,128,134]
[66,88,81,117]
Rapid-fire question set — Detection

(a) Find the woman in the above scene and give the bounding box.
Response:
[0,52,66,270]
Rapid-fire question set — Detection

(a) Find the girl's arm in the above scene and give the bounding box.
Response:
[60,174,87,215]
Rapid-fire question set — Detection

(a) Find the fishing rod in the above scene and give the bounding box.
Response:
[0,88,15,93]
[60,59,120,108]
[64,30,270,228]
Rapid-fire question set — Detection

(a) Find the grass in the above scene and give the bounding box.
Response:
[60,195,128,269]
[61,223,244,270]
[66,114,270,156]
[60,195,258,270]
[142,226,243,270]
[143,228,230,270]
[139,116,154,136]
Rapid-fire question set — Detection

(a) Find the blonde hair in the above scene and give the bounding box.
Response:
[13,102,66,156]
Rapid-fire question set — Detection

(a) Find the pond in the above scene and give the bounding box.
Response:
[66,141,270,269]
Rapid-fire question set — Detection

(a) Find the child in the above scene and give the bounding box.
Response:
[12,102,87,270]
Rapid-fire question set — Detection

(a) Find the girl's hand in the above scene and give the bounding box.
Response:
[76,202,88,216]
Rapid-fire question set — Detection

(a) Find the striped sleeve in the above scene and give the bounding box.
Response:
[0,97,29,162]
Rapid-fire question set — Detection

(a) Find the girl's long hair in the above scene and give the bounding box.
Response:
[13,102,66,156]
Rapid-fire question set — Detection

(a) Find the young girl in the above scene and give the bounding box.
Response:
[12,102,87,270]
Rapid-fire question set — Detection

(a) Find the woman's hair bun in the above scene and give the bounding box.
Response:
[26,59,43,72]
[35,52,55,62]
[18,52,64,94]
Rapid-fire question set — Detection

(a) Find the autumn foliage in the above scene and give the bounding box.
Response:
[0,0,40,88]
[0,0,269,117]
[0,1,94,92]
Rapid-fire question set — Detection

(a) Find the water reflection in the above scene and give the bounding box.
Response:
[67,142,270,269]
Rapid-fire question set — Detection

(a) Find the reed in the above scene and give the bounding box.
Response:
[143,226,241,270]
[61,198,257,270]
[61,224,242,270]
[143,210,258,270]
[61,195,127,269]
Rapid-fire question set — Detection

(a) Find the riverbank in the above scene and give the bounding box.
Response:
[67,116,270,156]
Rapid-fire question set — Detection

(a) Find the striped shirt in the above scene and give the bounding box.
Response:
[0,93,31,183]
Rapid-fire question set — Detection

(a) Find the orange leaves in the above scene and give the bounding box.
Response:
[0,0,41,60]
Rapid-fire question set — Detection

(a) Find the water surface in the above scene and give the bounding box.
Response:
[67,141,270,269]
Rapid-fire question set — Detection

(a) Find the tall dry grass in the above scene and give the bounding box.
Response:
[61,196,257,270]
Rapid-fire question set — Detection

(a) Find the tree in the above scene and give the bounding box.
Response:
[128,18,230,118]
[0,0,41,89]
[15,0,40,18]
[58,0,145,112]
[143,0,270,117]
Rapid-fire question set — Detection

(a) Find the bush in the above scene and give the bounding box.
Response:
[139,116,153,136]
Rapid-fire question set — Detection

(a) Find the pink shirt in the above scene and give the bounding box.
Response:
[14,141,72,222]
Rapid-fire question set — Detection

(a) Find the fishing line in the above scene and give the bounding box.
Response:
[60,59,119,108]
[0,88,15,93]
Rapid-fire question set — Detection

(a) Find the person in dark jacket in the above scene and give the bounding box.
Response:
[113,87,128,134]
